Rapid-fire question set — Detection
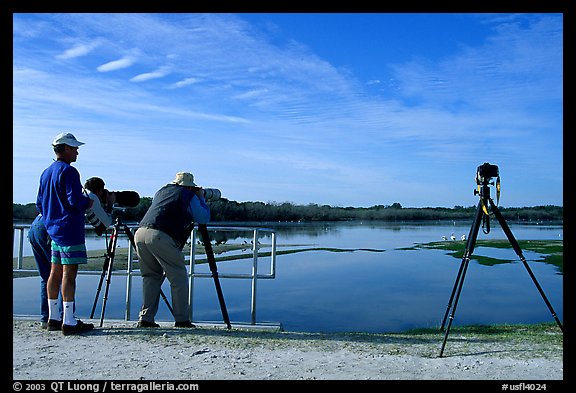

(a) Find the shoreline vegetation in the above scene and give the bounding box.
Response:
[12,200,563,223]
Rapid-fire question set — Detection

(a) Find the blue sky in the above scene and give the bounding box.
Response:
[12,13,563,208]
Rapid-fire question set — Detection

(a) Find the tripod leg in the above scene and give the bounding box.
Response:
[90,231,115,319]
[90,260,108,319]
[198,224,232,329]
[99,228,119,327]
[439,200,484,357]
[489,199,563,332]
[159,273,175,316]
[440,201,484,331]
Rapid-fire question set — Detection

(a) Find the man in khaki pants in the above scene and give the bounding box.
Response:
[135,172,210,328]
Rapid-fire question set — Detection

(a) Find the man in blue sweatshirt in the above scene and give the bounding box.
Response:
[36,132,94,335]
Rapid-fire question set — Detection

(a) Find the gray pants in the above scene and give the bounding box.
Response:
[135,227,190,323]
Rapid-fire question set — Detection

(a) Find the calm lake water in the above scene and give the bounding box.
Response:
[13,221,563,333]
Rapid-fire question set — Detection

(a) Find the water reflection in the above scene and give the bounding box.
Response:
[13,221,563,333]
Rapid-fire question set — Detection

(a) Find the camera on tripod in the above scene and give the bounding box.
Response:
[439,161,563,356]
[475,162,499,186]
[86,191,140,235]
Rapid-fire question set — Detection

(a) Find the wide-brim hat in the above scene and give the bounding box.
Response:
[171,172,197,187]
[52,132,85,147]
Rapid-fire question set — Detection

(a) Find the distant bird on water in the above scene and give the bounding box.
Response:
[450,233,456,241]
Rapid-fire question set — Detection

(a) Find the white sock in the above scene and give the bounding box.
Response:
[48,299,61,321]
[63,301,77,326]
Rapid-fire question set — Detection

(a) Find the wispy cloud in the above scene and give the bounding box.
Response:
[97,56,136,72]
[169,77,201,89]
[56,40,101,59]
[130,66,171,82]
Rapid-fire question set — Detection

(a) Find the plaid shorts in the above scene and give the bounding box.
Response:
[51,241,88,265]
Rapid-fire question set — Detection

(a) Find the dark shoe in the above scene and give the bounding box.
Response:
[62,320,94,336]
[174,320,195,328]
[137,320,160,328]
[40,321,48,329]
[46,319,62,331]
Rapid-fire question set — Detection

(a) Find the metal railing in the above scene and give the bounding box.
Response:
[13,224,277,326]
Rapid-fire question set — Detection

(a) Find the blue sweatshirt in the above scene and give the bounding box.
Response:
[36,160,91,246]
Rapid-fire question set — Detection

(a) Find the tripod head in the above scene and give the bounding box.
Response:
[473,162,501,233]
[474,162,500,202]
[111,206,127,219]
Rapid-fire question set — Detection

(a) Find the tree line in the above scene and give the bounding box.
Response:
[13,198,563,223]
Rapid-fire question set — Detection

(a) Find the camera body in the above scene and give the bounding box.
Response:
[476,162,499,185]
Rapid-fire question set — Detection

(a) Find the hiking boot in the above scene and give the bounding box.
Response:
[174,320,195,328]
[137,320,160,328]
[61,320,94,336]
[46,319,63,331]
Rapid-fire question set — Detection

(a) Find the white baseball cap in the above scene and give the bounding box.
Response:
[52,132,85,147]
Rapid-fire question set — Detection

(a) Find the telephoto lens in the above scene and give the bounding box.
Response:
[112,191,140,207]
[202,188,221,201]
[85,210,107,236]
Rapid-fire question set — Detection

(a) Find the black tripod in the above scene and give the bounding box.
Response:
[439,164,563,357]
[90,215,173,327]
[197,223,231,329]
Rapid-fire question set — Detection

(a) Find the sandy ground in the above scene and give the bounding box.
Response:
[12,317,564,383]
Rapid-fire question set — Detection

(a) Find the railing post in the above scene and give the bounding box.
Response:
[17,228,25,270]
[270,231,277,278]
[251,228,259,324]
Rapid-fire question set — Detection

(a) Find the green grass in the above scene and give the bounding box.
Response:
[403,322,562,341]
[173,321,563,359]
[400,239,563,273]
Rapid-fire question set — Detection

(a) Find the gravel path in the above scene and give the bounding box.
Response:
[12,318,564,382]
